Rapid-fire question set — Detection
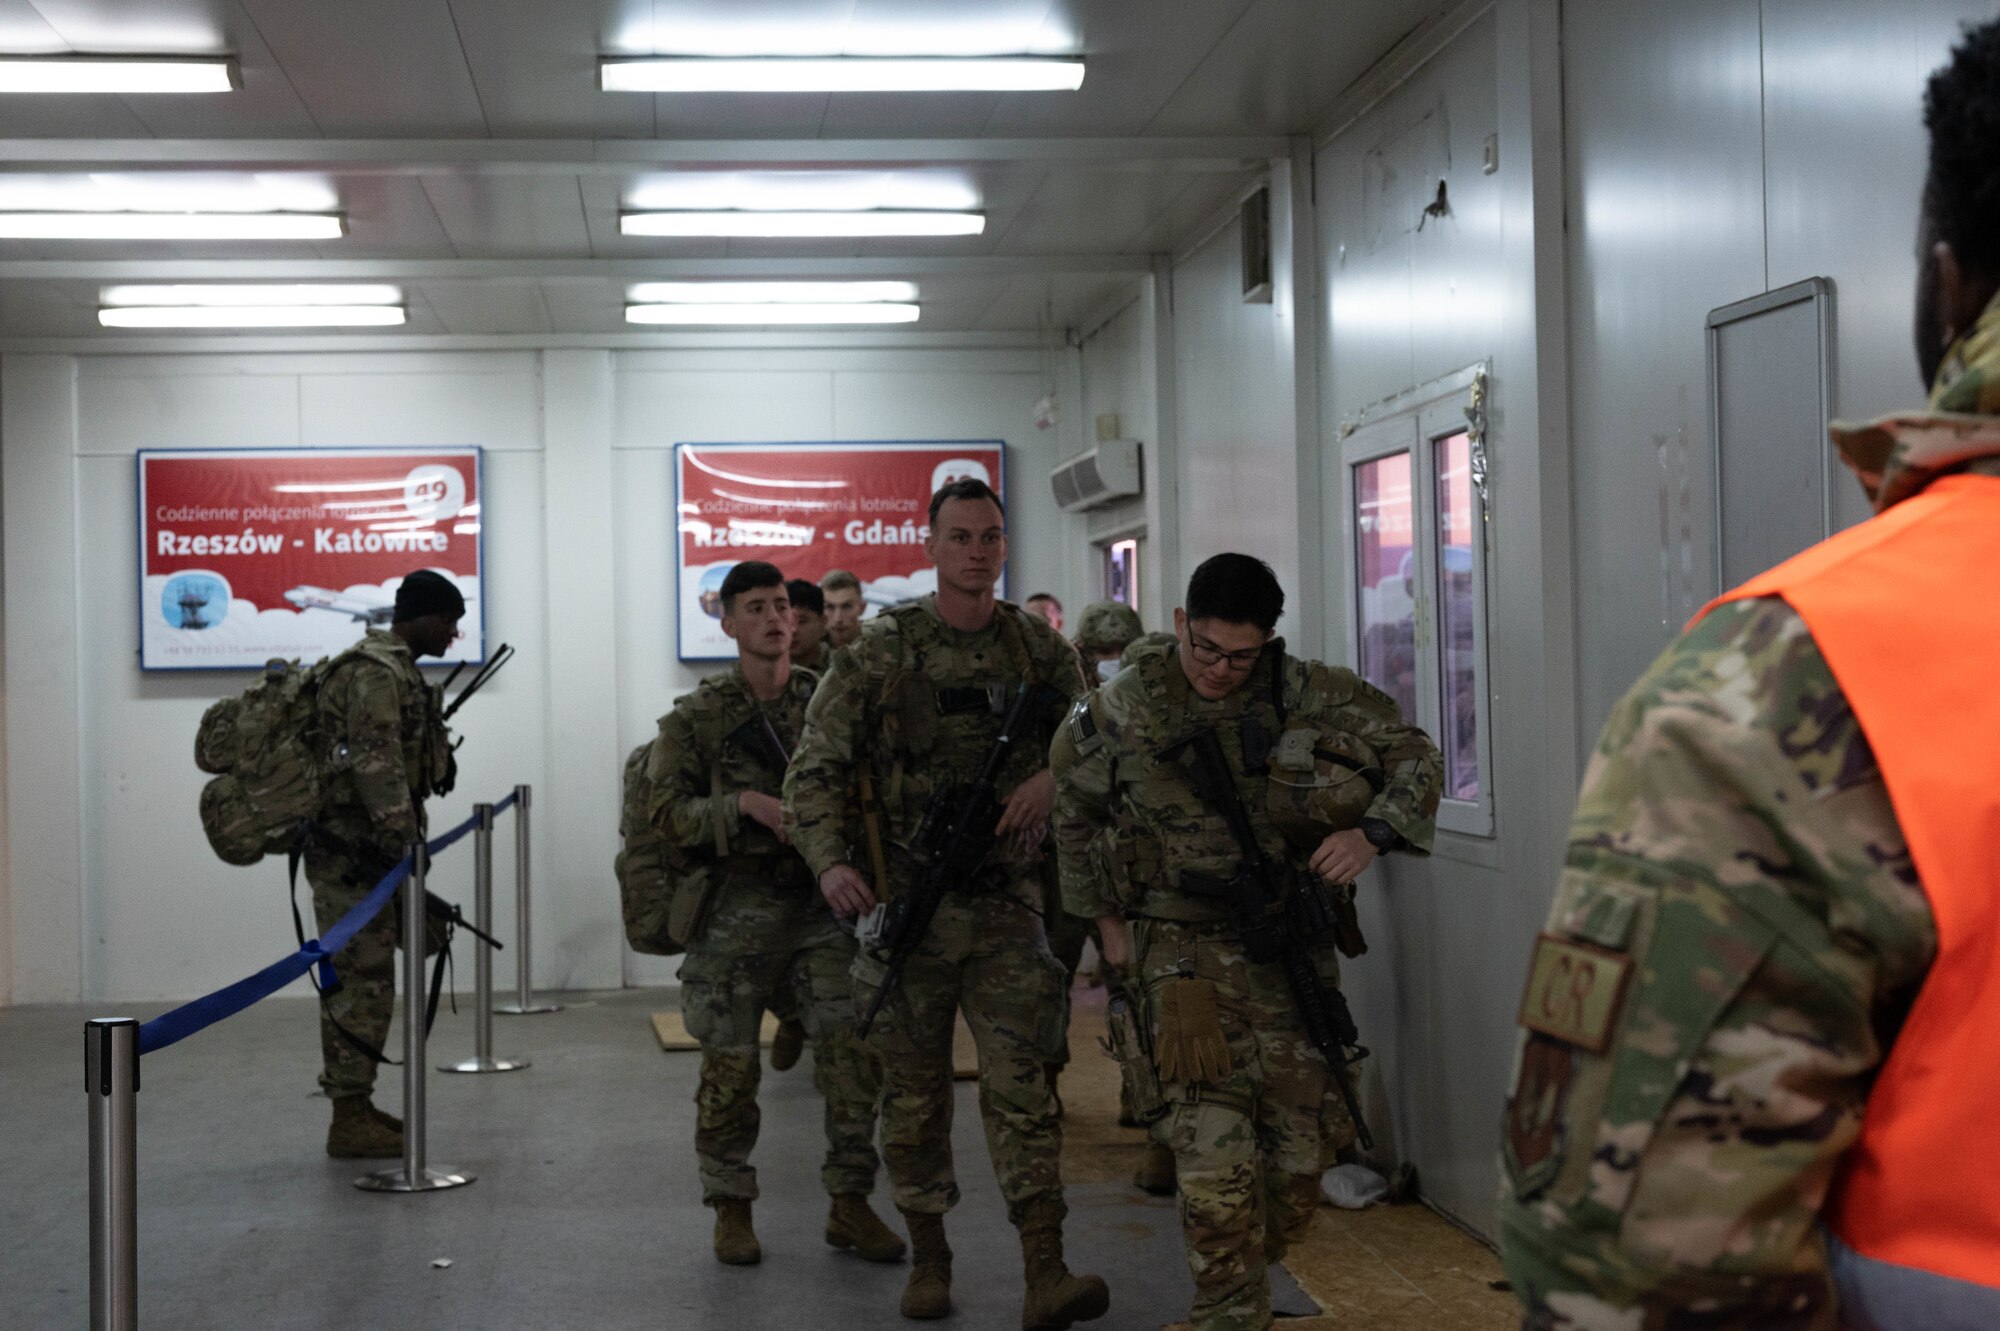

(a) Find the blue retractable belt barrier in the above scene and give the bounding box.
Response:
[136,792,521,1057]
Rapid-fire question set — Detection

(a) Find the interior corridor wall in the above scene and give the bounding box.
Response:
[1,342,1054,1004]
[1314,3,1576,1235]
[1566,0,2000,743]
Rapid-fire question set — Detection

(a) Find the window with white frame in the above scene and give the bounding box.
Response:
[1341,365,1494,837]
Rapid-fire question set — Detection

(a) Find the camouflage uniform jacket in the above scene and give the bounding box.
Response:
[1498,294,2000,1329]
[647,664,819,884]
[315,629,446,857]
[1051,638,1441,922]
[784,595,1086,907]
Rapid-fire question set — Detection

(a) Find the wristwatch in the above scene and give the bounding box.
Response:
[1359,817,1401,854]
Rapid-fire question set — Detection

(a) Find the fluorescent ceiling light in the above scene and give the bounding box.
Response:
[621,211,982,238]
[102,283,400,307]
[627,281,919,305]
[601,57,1083,93]
[0,56,239,94]
[626,303,920,326]
[0,212,343,240]
[99,305,406,329]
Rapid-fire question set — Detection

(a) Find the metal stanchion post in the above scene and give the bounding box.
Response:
[358,844,474,1193]
[495,784,560,1015]
[87,1017,139,1331]
[444,804,528,1074]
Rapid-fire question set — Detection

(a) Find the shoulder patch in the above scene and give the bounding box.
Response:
[1516,934,1633,1055]
[1065,696,1103,754]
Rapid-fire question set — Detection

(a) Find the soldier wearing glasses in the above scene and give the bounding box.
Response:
[1051,553,1441,1331]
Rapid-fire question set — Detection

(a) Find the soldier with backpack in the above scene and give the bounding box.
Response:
[648,561,901,1269]
[305,570,464,1159]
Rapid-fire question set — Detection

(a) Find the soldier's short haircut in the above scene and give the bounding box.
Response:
[1026,592,1062,613]
[719,560,786,614]
[1926,17,2000,275]
[820,568,861,595]
[786,578,825,615]
[1185,553,1285,632]
[928,478,1006,527]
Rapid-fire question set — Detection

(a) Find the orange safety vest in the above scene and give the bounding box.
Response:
[1701,472,2000,1293]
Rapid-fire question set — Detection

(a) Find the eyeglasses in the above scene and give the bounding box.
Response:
[1184,627,1266,670]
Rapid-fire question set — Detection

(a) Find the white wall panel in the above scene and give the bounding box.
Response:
[1563,0,1767,742]
[1762,0,2000,536]
[2,356,83,1003]
[613,370,834,449]
[297,366,543,454]
[1313,5,1579,1234]
[78,374,302,455]
[1171,215,1300,630]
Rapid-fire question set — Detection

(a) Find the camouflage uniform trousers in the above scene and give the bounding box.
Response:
[305,838,443,1101]
[679,876,883,1203]
[1135,918,1357,1331]
[852,884,1072,1224]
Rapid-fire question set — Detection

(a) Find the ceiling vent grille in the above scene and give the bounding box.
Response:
[1050,439,1142,512]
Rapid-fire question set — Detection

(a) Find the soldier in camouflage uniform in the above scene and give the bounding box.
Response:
[1052,554,1442,1331]
[785,480,1109,1329]
[308,569,462,1159]
[1070,601,1181,1194]
[650,561,901,1268]
[1499,26,2000,1329]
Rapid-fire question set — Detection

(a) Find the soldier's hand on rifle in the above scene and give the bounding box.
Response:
[738,791,790,843]
[994,768,1056,838]
[820,863,876,918]
[1309,828,1378,887]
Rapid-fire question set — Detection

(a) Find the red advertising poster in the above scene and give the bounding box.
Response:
[138,447,484,671]
[676,441,1005,661]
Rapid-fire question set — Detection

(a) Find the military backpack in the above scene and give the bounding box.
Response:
[194,655,347,866]
[616,738,688,956]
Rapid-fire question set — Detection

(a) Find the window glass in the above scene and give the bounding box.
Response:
[1434,431,1480,800]
[1353,451,1418,721]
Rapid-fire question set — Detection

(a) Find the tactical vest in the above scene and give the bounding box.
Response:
[687,666,817,869]
[863,598,1067,838]
[1700,473,2000,1325]
[320,630,452,829]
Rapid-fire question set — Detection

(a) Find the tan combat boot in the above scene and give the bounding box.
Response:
[898,1209,952,1319]
[770,1018,806,1072]
[827,1194,907,1262]
[1132,1141,1176,1196]
[369,1101,403,1133]
[326,1094,402,1159]
[712,1199,762,1265]
[1017,1197,1110,1331]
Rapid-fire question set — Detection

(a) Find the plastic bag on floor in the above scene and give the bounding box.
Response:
[1322,1162,1389,1210]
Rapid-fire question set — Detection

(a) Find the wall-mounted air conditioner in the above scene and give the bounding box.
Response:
[1050,439,1142,512]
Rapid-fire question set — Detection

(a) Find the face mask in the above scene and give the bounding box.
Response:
[1097,658,1122,683]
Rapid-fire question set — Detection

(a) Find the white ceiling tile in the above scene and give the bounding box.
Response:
[327,175,458,258]
[1143,0,1446,135]
[416,280,554,335]
[449,0,656,137]
[233,0,489,135]
[417,175,592,259]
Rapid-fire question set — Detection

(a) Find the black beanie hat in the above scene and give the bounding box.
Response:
[393,569,466,622]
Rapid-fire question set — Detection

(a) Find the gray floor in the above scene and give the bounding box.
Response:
[3,988,1205,1330]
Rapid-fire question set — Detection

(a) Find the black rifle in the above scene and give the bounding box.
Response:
[727,710,793,774]
[1171,726,1374,1150]
[443,642,515,721]
[857,682,1054,1038]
